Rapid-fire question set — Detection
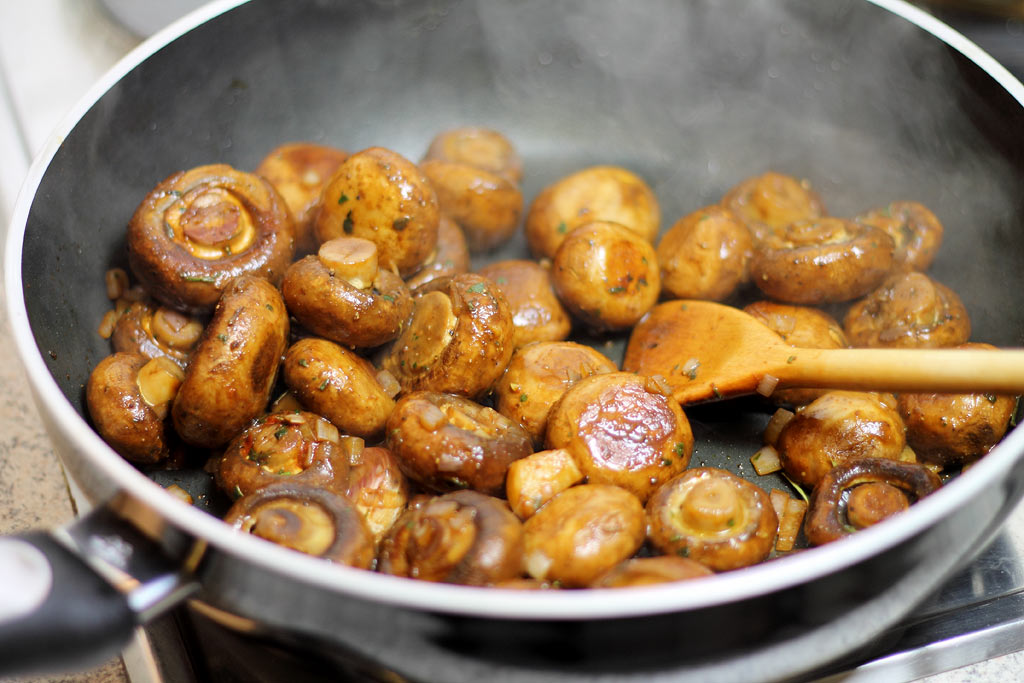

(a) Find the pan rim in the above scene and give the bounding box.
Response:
[5,0,1024,621]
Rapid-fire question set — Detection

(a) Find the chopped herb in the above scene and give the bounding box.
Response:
[673,442,686,456]
[274,426,288,439]
[519,393,529,403]
[182,274,216,283]
[638,277,648,287]
[686,365,698,381]
[607,286,625,294]
[556,221,568,234]
[843,523,858,534]
[670,534,683,543]
[380,293,395,302]
[787,355,797,364]
[495,276,508,285]
[676,546,690,558]
[392,217,409,231]
[986,394,998,404]
[298,359,309,367]
[265,303,273,311]
[727,518,735,527]
[781,472,809,503]
[217,334,228,342]
[467,282,487,294]
[169,190,183,198]
[661,458,673,467]
[711,383,723,399]
[337,193,349,205]
[343,210,354,234]
[318,379,329,391]
[232,485,243,500]
[164,221,175,239]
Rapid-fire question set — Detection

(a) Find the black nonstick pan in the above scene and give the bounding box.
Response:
[4,0,1024,680]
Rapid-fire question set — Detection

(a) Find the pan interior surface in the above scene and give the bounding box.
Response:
[10,0,1024,649]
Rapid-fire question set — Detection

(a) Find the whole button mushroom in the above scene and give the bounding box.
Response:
[127,164,295,314]
[477,259,572,350]
[404,214,471,291]
[720,171,825,244]
[380,273,515,399]
[282,237,413,349]
[647,467,778,572]
[545,371,693,503]
[423,127,523,185]
[315,147,439,278]
[657,205,752,302]
[852,200,943,273]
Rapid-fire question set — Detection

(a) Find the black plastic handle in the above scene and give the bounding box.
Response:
[0,531,135,676]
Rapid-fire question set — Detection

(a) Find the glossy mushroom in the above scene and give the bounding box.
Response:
[377,490,525,585]
[127,164,295,314]
[404,214,471,291]
[804,458,942,546]
[657,205,753,301]
[720,170,825,243]
[344,446,411,542]
[422,127,523,185]
[646,467,778,572]
[477,259,572,349]
[110,300,205,369]
[852,200,943,273]
[590,556,713,588]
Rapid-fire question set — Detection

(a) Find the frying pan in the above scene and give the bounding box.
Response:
[4,0,1024,680]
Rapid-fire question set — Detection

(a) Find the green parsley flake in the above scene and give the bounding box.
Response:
[318,379,329,391]
[217,334,228,342]
[661,458,673,467]
[787,355,797,364]
[467,282,487,294]
[673,442,686,456]
[232,485,244,500]
[380,294,395,302]
[343,210,354,234]
[607,286,625,294]
[298,359,309,367]
[182,274,216,283]
[274,426,288,439]
[392,217,410,231]
[337,193,349,205]
[556,221,568,234]
[711,383,723,399]
[519,393,529,403]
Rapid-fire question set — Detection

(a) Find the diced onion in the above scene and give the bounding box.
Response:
[776,497,808,553]
[525,549,553,580]
[165,484,194,505]
[645,374,674,398]
[315,418,340,443]
[97,310,119,339]
[417,403,448,431]
[756,374,779,397]
[769,489,789,521]
[763,407,795,446]
[437,451,463,472]
[681,357,700,378]
[376,369,401,398]
[105,268,129,300]
[750,445,782,476]
[896,444,917,463]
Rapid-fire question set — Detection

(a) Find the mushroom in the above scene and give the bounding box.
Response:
[852,200,943,273]
[423,127,523,185]
[377,490,524,585]
[404,214,471,291]
[111,300,205,369]
[720,170,825,243]
[590,556,713,588]
[477,259,572,349]
[804,458,942,545]
[344,446,411,542]
[657,205,752,301]
[646,467,778,572]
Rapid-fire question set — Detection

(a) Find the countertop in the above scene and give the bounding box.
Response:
[2,2,1024,682]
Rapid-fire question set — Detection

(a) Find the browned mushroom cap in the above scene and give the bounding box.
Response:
[315,147,439,277]
[804,458,942,546]
[419,159,523,253]
[127,164,295,314]
[523,484,645,587]
[657,205,753,301]
[646,467,778,572]
[743,301,849,406]
[405,214,471,291]
[477,259,572,349]
[172,276,290,449]
[590,556,713,588]
[852,200,943,273]
[345,446,410,542]
[749,218,895,304]
[282,237,413,348]
[494,341,618,446]
[776,391,907,489]
[86,352,182,464]
[224,481,375,568]
[283,338,396,441]
[898,344,1017,468]
[525,166,660,260]
[545,372,693,503]
[550,221,661,332]
[423,127,523,185]
[720,171,825,243]
[379,273,515,399]
[385,391,533,496]
[111,300,205,369]
[843,271,971,348]
[377,490,525,585]
[254,142,350,255]
[216,410,359,500]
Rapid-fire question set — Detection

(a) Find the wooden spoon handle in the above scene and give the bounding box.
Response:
[777,348,1024,394]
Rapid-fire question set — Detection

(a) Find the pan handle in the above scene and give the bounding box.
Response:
[0,503,200,676]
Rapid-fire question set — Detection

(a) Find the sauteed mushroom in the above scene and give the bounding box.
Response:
[804,458,942,546]
[215,410,358,500]
[776,391,906,489]
[377,490,524,585]
[345,446,410,542]
[646,467,778,572]
[656,205,752,301]
[385,391,533,496]
[477,259,571,349]
[843,271,971,348]
[423,127,523,185]
[591,556,713,588]
[853,200,943,273]
[522,484,645,587]
[494,341,617,446]
[404,214,471,290]
[546,371,692,502]
[419,158,523,253]
[749,217,895,304]
[86,352,183,465]
[127,164,295,314]
[550,221,661,332]
[379,273,515,399]
[315,146,439,277]
[898,344,1017,468]
[255,141,350,254]
[720,170,825,243]
[172,276,289,449]
[111,300,204,369]
[282,237,413,348]
[282,338,396,441]
[525,165,660,259]
[224,481,375,568]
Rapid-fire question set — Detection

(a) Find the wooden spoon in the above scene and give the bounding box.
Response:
[623,299,1024,405]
